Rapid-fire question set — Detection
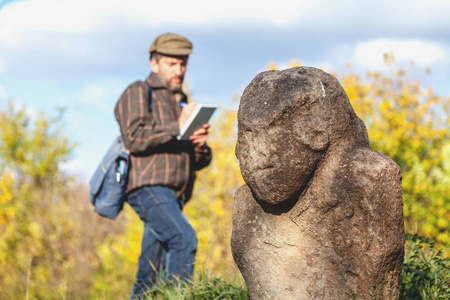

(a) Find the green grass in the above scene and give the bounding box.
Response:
[141,271,249,300]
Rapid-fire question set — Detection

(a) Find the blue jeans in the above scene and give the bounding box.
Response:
[127,185,197,299]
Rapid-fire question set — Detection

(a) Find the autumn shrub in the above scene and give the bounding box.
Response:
[0,102,129,299]
[339,66,450,249]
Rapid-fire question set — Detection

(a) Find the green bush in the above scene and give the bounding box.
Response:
[400,234,450,300]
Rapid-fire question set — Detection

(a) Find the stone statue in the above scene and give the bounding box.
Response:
[231,67,405,299]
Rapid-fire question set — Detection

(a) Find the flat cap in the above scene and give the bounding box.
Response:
[149,32,193,56]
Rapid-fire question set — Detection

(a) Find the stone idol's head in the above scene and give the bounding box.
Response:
[236,67,361,205]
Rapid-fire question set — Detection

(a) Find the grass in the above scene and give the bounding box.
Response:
[141,271,249,300]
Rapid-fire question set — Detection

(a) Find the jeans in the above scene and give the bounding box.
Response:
[126,185,197,299]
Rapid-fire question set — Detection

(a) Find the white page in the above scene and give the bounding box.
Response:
[178,105,217,140]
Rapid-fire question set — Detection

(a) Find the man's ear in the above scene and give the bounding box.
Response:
[150,58,159,73]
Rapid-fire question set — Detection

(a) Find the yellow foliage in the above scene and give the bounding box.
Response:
[0,173,13,228]
[267,62,277,70]
[0,103,127,299]
[338,65,450,249]
[0,173,12,204]
[289,59,303,68]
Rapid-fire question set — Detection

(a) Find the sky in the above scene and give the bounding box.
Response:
[1,0,449,183]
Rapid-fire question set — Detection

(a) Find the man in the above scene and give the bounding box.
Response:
[114,32,212,298]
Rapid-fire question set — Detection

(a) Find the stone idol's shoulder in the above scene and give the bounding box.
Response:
[351,147,401,176]
[233,184,259,213]
[235,184,252,198]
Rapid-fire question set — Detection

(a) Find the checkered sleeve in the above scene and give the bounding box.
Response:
[115,81,180,153]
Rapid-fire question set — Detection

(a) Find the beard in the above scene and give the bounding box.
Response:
[169,84,182,93]
[168,76,184,93]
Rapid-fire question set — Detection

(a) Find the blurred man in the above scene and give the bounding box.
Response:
[114,32,211,299]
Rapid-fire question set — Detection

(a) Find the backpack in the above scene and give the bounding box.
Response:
[89,81,152,219]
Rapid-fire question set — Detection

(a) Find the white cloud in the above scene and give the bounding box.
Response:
[1,0,450,79]
[0,0,106,46]
[351,39,447,70]
[2,0,450,49]
[0,0,315,77]
[0,0,311,46]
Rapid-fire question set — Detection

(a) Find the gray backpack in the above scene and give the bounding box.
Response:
[89,81,152,219]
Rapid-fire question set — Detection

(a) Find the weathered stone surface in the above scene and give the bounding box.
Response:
[232,67,404,299]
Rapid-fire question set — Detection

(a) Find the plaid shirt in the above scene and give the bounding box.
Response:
[114,72,212,201]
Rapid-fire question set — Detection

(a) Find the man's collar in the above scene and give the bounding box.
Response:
[146,72,187,103]
[147,72,167,89]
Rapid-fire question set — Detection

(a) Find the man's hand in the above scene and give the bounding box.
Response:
[190,123,210,148]
[178,102,197,128]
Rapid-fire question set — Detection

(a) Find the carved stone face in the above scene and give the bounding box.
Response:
[235,68,329,205]
[236,114,327,205]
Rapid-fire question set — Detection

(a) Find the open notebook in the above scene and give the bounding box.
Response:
[177,104,217,140]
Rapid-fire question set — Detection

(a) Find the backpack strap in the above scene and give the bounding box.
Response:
[145,81,153,109]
